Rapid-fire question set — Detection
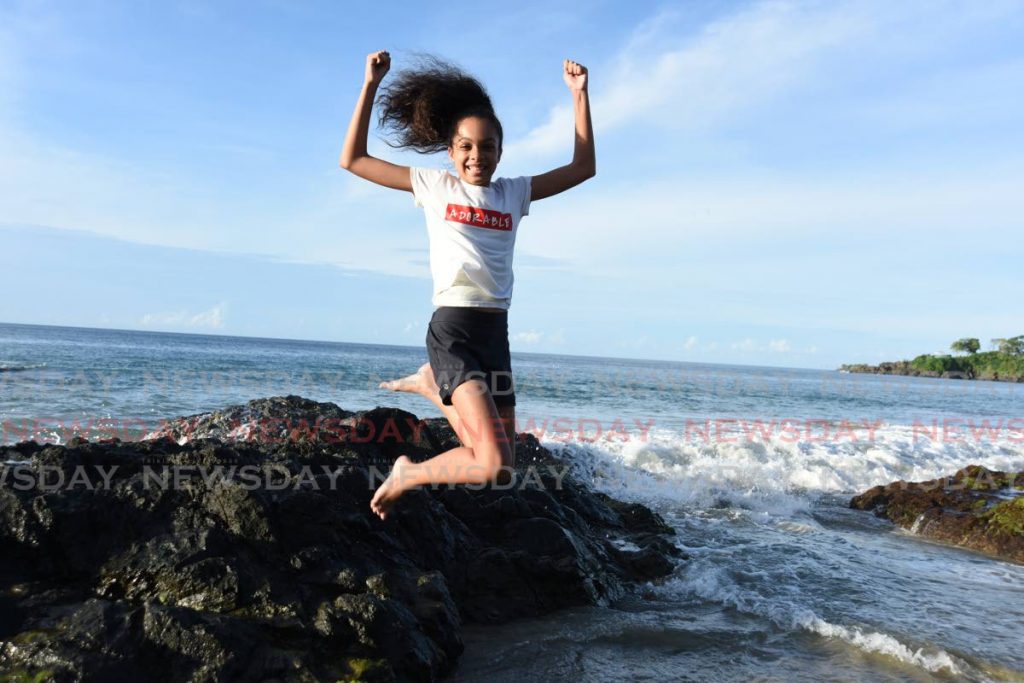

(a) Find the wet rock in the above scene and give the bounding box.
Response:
[1,396,680,681]
[850,465,1024,563]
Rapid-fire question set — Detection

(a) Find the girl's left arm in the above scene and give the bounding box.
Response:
[530,60,596,202]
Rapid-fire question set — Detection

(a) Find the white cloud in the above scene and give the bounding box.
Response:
[683,335,699,351]
[511,327,566,346]
[731,338,814,354]
[517,165,1024,269]
[0,124,228,250]
[614,335,651,352]
[508,0,1024,269]
[731,338,758,352]
[504,0,871,164]
[140,302,226,330]
[512,329,544,344]
[0,119,430,279]
[507,0,1024,166]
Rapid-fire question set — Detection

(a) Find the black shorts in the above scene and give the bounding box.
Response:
[426,307,516,408]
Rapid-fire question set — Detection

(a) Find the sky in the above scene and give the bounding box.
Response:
[1,0,1022,370]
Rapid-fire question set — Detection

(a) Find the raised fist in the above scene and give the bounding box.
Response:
[366,50,391,85]
[563,59,588,92]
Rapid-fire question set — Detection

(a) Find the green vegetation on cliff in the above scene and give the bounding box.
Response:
[909,350,1024,380]
[841,335,1024,381]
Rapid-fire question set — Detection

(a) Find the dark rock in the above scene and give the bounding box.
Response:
[1,396,680,681]
[850,465,1024,563]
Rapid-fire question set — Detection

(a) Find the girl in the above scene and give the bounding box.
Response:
[339,50,595,520]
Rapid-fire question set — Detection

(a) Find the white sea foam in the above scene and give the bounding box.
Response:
[546,423,1023,677]
[800,616,963,674]
[543,422,1024,517]
[658,560,966,676]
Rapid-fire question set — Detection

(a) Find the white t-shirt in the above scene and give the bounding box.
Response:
[410,166,532,310]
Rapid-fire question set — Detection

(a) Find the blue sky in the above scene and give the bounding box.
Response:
[1,0,1022,369]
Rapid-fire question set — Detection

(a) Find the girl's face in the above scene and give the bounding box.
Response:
[448,116,502,186]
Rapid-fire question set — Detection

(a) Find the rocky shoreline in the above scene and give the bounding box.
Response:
[839,360,1023,382]
[839,361,975,380]
[0,396,682,682]
[850,465,1024,564]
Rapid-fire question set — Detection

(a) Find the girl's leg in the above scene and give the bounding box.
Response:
[380,366,517,464]
[370,378,511,520]
[497,405,516,468]
[379,362,476,447]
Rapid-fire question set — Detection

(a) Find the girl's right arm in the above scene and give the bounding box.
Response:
[338,50,413,192]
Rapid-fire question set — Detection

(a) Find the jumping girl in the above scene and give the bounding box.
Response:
[339,50,595,520]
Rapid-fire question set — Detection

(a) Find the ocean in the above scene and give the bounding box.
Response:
[2,321,1023,682]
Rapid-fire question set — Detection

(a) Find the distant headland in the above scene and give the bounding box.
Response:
[839,336,1024,382]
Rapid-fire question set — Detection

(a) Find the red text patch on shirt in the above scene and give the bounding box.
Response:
[445,203,513,231]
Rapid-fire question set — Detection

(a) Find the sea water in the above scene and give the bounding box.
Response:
[2,321,1023,682]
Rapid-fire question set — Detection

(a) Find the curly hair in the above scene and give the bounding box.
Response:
[376,55,503,154]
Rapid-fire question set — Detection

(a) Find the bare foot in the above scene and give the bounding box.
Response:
[379,362,439,399]
[380,362,473,449]
[370,455,413,521]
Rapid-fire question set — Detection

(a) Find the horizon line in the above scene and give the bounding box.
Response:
[0,319,836,373]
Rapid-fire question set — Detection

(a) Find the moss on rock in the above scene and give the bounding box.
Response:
[983,497,1024,537]
[0,669,57,683]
